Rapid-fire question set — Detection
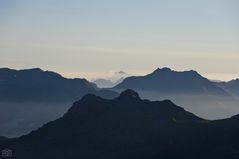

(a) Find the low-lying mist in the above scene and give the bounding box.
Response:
[1,91,238,137]
[135,90,239,120]
[0,102,71,137]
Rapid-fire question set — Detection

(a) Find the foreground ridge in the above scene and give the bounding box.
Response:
[1,90,239,159]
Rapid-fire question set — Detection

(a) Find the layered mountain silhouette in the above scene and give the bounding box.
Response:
[114,67,229,95]
[1,90,239,159]
[216,79,239,97]
[93,70,127,88]
[0,68,118,137]
[112,68,238,119]
[93,78,115,88]
[0,68,118,102]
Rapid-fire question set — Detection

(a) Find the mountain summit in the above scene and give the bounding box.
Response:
[114,67,225,94]
[117,89,141,100]
[1,91,239,159]
[152,67,172,73]
[112,68,236,119]
[0,68,118,102]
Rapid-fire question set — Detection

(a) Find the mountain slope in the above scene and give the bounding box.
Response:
[0,68,118,102]
[0,68,118,137]
[216,79,239,97]
[226,79,239,95]
[114,67,229,95]
[1,90,239,159]
[112,68,237,119]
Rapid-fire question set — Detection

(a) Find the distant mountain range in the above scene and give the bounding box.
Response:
[93,78,115,88]
[0,68,118,102]
[114,67,229,95]
[93,70,128,88]
[215,79,239,97]
[1,90,239,159]
[112,67,238,119]
[0,68,118,137]
[0,67,238,137]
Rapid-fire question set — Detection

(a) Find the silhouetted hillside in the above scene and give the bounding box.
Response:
[1,90,239,159]
[0,68,118,102]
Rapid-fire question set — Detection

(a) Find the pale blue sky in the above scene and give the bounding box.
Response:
[0,0,239,80]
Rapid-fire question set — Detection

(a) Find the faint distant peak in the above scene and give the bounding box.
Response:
[117,71,126,74]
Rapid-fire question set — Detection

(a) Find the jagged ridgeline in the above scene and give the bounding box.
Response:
[0,68,118,137]
[1,90,239,159]
[112,67,239,119]
[0,68,118,102]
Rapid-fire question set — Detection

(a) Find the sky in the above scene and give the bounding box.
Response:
[0,0,239,81]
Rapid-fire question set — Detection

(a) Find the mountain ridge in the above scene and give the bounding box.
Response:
[1,90,239,159]
[114,67,229,95]
[215,79,239,97]
[111,67,238,119]
[0,67,118,102]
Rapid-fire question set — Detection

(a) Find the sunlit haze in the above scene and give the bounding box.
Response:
[1,0,239,81]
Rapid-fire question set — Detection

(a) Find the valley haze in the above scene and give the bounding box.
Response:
[0,67,238,138]
[0,0,238,158]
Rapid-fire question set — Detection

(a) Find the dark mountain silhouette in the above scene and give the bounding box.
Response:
[0,68,118,102]
[112,68,238,119]
[1,90,239,159]
[114,67,229,95]
[0,68,118,137]
[0,136,7,141]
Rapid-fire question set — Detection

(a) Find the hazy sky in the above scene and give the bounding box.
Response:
[0,0,239,80]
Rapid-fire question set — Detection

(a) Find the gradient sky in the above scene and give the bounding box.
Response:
[0,0,239,81]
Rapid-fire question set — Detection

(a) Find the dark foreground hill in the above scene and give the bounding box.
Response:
[0,68,118,102]
[1,90,239,159]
